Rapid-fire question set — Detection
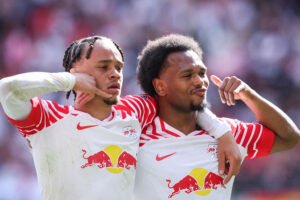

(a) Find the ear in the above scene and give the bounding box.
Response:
[152,78,167,96]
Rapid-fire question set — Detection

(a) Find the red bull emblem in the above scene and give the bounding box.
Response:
[81,145,136,174]
[117,151,136,170]
[207,144,218,158]
[166,168,225,198]
[123,126,137,138]
[81,149,112,168]
[166,175,200,198]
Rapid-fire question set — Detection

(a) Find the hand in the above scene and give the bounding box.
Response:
[210,75,250,106]
[70,69,112,106]
[217,132,242,185]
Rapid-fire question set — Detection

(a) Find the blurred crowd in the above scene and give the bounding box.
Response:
[0,0,300,199]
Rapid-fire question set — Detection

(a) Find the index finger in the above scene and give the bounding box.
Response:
[223,160,234,184]
[95,89,112,99]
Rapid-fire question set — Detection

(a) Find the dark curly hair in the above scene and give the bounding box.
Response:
[62,35,124,99]
[137,34,203,97]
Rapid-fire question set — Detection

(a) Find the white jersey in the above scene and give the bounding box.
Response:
[135,116,275,200]
[7,95,156,200]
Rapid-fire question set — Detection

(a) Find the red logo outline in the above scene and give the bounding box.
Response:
[156,152,176,161]
[77,122,98,130]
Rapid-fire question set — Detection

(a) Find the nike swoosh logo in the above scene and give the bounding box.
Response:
[156,152,176,161]
[77,123,98,131]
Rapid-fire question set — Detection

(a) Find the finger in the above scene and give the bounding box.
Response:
[80,94,94,106]
[210,75,223,87]
[220,78,229,105]
[95,89,112,99]
[210,75,228,104]
[228,81,241,105]
[233,84,244,94]
[218,152,225,176]
[223,159,234,185]
[77,93,94,106]
[225,79,237,106]
[70,68,78,73]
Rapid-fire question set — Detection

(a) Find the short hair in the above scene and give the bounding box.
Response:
[137,34,203,97]
[62,35,124,99]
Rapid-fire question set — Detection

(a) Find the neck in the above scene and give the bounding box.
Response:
[158,101,197,135]
[74,98,113,120]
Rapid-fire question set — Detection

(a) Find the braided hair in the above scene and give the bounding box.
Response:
[62,36,124,99]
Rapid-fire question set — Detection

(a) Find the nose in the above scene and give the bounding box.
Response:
[192,74,204,86]
[109,67,121,80]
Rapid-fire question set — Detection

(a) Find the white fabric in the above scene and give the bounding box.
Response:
[197,108,230,139]
[14,98,140,200]
[135,133,242,200]
[0,72,75,120]
[135,116,274,200]
[0,72,157,200]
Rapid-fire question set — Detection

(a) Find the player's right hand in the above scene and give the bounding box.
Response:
[70,69,112,106]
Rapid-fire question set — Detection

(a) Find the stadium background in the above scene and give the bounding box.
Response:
[0,0,300,199]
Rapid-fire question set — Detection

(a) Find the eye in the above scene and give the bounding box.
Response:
[199,72,206,77]
[97,65,108,70]
[182,73,192,78]
[116,65,123,72]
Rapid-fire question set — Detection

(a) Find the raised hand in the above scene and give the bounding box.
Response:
[70,69,111,106]
[210,75,250,106]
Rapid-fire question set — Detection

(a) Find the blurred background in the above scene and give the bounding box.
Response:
[0,0,300,199]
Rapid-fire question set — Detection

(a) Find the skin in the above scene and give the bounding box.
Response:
[153,50,241,184]
[211,75,300,153]
[72,45,242,184]
[70,39,124,120]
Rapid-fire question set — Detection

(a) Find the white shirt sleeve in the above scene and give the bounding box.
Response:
[0,72,76,120]
[197,108,231,139]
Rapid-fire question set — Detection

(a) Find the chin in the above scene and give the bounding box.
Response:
[190,101,208,111]
[104,96,119,105]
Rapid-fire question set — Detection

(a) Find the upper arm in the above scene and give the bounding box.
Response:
[270,131,300,153]
[0,78,32,120]
[222,118,275,159]
[118,94,158,128]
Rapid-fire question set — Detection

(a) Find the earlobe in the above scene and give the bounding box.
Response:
[153,78,166,96]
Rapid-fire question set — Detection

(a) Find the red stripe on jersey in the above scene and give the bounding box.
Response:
[222,118,275,159]
[117,95,157,129]
[46,101,64,120]
[240,123,254,147]
[151,121,164,137]
[108,111,115,121]
[194,130,207,136]
[159,117,180,137]
[7,97,69,137]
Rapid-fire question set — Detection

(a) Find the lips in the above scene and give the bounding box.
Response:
[191,88,207,96]
[107,83,121,94]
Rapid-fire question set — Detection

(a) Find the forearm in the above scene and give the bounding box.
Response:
[242,89,300,152]
[0,72,75,120]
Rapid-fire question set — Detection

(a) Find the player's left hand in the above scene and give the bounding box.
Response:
[217,132,242,185]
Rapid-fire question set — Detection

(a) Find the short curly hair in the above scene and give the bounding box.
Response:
[137,34,203,97]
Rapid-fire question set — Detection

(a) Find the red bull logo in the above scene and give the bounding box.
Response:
[166,168,225,198]
[207,144,218,158]
[122,126,137,139]
[81,145,136,174]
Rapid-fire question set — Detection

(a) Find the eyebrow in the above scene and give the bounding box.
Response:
[97,59,124,65]
[179,66,207,73]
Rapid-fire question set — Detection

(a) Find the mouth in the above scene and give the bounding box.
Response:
[107,83,121,95]
[191,88,207,97]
